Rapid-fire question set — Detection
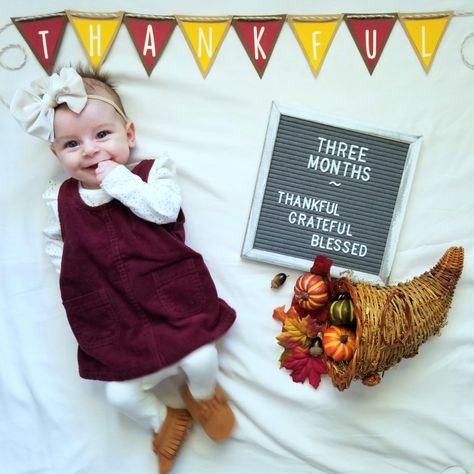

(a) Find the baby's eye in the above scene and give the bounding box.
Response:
[64,140,79,149]
[96,130,111,139]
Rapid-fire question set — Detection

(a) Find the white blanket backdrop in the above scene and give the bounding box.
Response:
[1,0,473,473]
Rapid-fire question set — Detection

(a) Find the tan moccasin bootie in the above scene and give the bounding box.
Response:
[152,407,192,474]
[181,384,235,442]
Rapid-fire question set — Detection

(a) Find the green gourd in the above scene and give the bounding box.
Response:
[328,299,355,326]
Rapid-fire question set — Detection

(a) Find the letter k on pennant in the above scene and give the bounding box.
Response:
[233,15,286,78]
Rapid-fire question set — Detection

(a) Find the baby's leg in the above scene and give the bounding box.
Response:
[180,343,218,399]
[180,343,235,441]
[106,378,167,433]
[105,363,181,432]
[106,367,192,474]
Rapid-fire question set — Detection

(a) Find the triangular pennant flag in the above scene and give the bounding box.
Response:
[345,14,397,75]
[66,10,124,72]
[398,11,452,72]
[11,12,67,74]
[123,14,176,76]
[287,15,343,77]
[232,15,286,78]
[176,16,232,78]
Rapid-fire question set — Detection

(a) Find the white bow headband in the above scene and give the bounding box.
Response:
[10,67,128,142]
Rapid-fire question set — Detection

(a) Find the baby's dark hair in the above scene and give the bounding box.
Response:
[74,64,127,117]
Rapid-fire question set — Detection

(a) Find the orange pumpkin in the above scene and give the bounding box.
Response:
[293,273,329,310]
[322,325,356,362]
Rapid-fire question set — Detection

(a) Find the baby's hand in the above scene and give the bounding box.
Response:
[96,160,119,183]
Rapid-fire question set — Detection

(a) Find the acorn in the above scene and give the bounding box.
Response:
[271,272,289,289]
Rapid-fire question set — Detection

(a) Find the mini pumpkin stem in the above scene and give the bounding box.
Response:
[340,335,348,343]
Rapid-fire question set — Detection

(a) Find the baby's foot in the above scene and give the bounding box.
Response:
[181,384,235,442]
[151,407,192,474]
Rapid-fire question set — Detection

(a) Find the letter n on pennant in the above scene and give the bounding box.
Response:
[176,16,232,78]
[124,14,176,76]
[345,14,397,75]
[232,15,286,78]
[66,10,124,72]
[398,11,452,72]
[11,12,67,74]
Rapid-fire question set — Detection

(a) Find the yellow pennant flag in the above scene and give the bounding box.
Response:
[398,11,452,72]
[176,16,232,78]
[66,10,124,71]
[287,15,343,76]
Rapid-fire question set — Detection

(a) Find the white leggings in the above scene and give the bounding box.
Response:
[105,343,218,432]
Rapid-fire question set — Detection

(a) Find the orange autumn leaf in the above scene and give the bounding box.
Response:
[272,305,300,324]
[272,305,287,323]
[276,316,312,349]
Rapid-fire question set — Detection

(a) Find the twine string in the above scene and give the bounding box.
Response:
[0,22,28,109]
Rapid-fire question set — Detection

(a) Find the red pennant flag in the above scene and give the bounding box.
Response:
[124,14,176,76]
[232,15,286,77]
[345,14,396,74]
[11,12,67,74]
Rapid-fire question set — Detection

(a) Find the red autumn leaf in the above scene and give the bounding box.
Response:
[281,347,327,389]
[306,317,324,339]
[310,255,333,276]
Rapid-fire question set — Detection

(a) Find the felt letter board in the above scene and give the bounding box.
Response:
[242,103,422,283]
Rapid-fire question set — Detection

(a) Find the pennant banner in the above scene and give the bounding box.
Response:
[399,11,453,72]
[345,14,397,75]
[287,15,343,77]
[66,10,124,72]
[176,16,232,78]
[10,10,462,77]
[124,14,176,76]
[233,15,286,77]
[12,12,67,74]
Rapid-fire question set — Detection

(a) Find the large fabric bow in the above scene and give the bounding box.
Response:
[10,67,87,142]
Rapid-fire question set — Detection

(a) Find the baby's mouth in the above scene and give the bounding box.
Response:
[85,164,98,170]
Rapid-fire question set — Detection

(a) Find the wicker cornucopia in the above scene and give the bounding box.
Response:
[324,247,464,391]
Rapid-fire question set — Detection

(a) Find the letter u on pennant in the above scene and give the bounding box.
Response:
[345,14,397,75]
[66,10,124,72]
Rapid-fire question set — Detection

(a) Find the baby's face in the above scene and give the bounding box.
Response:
[51,98,135,189]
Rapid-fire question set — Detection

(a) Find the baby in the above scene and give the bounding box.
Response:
[10,66,236,474]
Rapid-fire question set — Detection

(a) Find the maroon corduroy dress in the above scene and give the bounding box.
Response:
[57,160,236,381]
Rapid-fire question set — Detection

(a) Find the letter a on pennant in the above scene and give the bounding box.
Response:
[287,15,343,77]
[176,16,232,78]
[124,14,176,76]
[66,10,124,72]
[345,14,397,75]
[233,15,286,78]
[11,13,67,74]
[398,11,452,72]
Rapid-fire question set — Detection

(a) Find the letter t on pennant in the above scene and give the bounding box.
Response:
[11,13,67,74]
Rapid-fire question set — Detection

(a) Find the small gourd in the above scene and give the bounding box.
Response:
[293,273,329,310]
[328,298,356,326]
[322,325,356,362]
